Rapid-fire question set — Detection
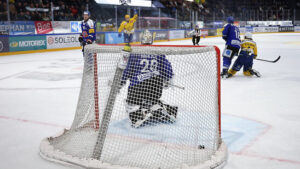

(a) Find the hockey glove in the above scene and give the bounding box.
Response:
[222,35,227,41]
[118,33,122,37]
[78,36,83,43]
[86,39,92,44]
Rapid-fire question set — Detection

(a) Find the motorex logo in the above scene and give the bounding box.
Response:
[9,36,47,52]
[18,40,45,47]
[10,40,45,47]
[10,41,18,47]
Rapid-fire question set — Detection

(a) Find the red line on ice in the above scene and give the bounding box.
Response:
[233,152,300,165]
[0,115,67,128]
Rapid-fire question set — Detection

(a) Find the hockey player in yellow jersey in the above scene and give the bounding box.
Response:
[227,32,261,78]
[118,9,138,46]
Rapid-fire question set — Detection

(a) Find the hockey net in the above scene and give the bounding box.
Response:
[40,44,227,169]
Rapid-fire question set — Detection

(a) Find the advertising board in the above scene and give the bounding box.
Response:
[47,34,80,49]
[169,30,184,40]
[0,36,9,53]
[9,35,47,52]
[35,21,53,34]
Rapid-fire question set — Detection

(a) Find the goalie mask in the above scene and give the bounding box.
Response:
[141,29,153,45]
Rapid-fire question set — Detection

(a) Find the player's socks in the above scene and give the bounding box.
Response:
[226,69,237,78]
[243,70,252,76]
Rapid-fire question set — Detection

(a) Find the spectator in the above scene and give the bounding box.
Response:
[70,5,78,16]
[0,1,7,21]
[16,11,26,21]
[42,12,50,21]
[15,2,24,14]
[9,1,17,20]
[24,11,31,20]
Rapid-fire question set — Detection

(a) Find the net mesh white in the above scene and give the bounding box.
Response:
[40,44,227,169]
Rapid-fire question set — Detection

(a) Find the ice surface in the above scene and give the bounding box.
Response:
[0,33,300,169]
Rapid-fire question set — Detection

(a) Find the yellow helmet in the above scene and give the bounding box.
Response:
[125,14,130,19]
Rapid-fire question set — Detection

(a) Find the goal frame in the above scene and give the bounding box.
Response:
[40,44,226,169]
[92,44,221,137]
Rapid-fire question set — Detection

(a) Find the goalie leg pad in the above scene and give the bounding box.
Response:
[129,102,178,128]
[149,101,178,124]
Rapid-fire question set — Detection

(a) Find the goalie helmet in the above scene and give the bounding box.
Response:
[141,29,153,45]
[245,32,253,39]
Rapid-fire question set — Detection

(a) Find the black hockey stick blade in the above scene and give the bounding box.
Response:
[255,56,281,63]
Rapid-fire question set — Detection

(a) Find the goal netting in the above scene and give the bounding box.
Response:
[40,44,227,169]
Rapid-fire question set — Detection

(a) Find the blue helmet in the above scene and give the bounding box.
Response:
[83,11,90,16]
[227,16,234,24]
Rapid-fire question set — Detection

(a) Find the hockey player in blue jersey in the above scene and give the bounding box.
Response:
[119,45,178,128]
[221,16,241,78]
[78,11,96,53]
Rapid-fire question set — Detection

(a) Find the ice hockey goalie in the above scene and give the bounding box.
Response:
[119,46,178,128]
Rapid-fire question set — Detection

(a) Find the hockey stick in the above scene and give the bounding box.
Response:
[255,56,281,63]
[168,83,185,90]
